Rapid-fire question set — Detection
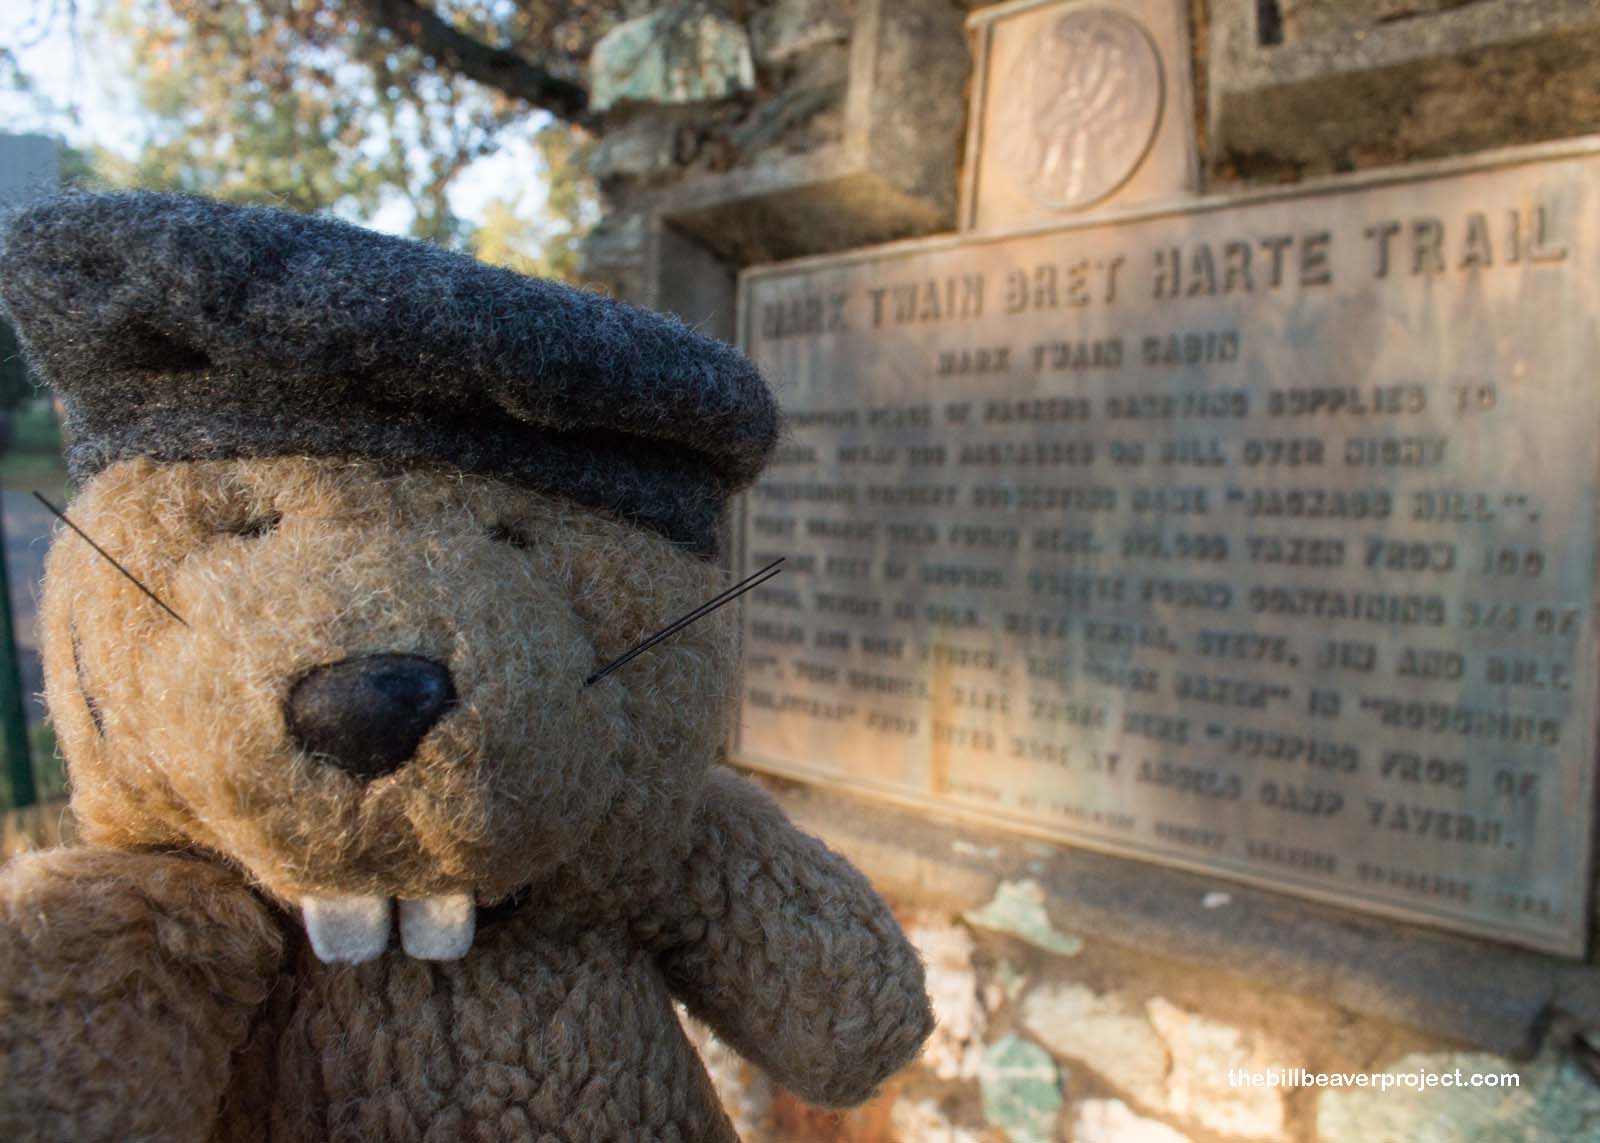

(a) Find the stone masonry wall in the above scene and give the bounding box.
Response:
[664,776,1600,1143]
[572,2,1600,1141]
[582,0,1600,295]
[696,884,1599,1143]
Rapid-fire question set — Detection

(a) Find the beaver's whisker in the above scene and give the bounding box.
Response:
[584,557,784,686]
[33,491,188,627]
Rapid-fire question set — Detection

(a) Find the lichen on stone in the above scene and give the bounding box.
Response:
[978,1035,1064,1143]
[963,879,1083,956]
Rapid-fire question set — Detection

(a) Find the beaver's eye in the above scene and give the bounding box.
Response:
[486,524,534,550]
[215,511,281,538]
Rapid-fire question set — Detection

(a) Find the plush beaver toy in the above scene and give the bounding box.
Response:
[0,192,933,1142]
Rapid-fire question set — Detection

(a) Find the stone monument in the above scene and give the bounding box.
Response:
[589,1,1600,1138]
[733,140,1596,956]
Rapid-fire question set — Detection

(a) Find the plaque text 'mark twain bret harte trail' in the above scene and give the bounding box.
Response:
[731,142,1600,956]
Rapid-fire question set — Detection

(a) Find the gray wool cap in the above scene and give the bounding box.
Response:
[0,191,781,557]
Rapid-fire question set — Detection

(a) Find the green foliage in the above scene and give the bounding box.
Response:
[0,322,36,415]
[109,0,476,238]
[469,123,595,281]
[7,397,63,454]
[55,139,99,187]
[28,721,65,805]
[99,0,601,261]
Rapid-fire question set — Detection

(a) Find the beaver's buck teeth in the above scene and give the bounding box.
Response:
[302,896,392,964]
[300,894,476,963]
[399,894,476,961]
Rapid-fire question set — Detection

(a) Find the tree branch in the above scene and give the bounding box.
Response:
[353,0,588,121]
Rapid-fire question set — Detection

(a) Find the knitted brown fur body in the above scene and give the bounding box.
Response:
[0,457,933,1142]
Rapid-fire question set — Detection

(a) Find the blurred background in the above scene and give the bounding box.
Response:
[3,1,601,268]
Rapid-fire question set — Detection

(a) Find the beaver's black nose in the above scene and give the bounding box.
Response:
[286,654,457,779]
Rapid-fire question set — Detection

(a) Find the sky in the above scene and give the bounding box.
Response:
[0,0,553,236]
[1,3,146,160]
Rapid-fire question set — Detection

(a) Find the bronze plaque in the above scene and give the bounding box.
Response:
[731,141,1600,956]
[997,6,1164,210]
[961,0,1200,231]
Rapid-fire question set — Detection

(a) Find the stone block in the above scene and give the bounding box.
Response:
[984,958,1028,1014]
[1020,984,1168,1111]
[1146,998,1291,1139]
[751,0,852,65]
[905,917,986,1081]
[590,7,755,112]
[979,1035,1065,1143]
[1073,1099,1195,1143]
[638,0,969,271]
[964,879,1084,956]
[575,209,649,300]
[1208,0,1600,179]
[591,118,681,182]
[648,218,738,338]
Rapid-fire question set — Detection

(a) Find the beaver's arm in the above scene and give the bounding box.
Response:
[0,846,284,1143]
[634,768,933,1107]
